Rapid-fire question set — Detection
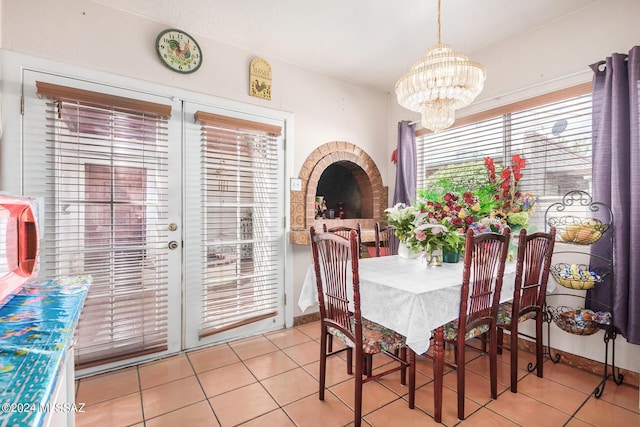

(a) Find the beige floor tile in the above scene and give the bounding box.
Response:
[284,390,355,427]
[485,389,572,426]
[283,340,321,365]
[76,367,139,406]
[75,392,143,427]
[260,367,319,406]
[198,361,257,397]
[414,354,436,379]
[141,376,206,419]
[209,382,279,426]
[243,350,299,380]
[374,366,431,397]
[364,398,440,426]
[229,335,280,360]
[238,408,296,426]
[303,356,355,387]
[73,325,623,426]
[138,354,195,389]
[564,418,597,427]
[265,327,313,349]
[187,344,240,373]
[330,377,402,415]
[598,381,640,413]
[543,361,603,395]
[413,381,482,425]
[457,407,520,426]
[574,394,640,426]
[295,321,322,340]
[145,401,220,427]
[465,353,521,386]
[442,368,508,406]
[517,374,589,415]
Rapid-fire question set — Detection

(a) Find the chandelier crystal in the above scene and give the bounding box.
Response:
[395,1,486,133]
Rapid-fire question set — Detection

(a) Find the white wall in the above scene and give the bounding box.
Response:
[1,0,639,373]
[0,0,390,335]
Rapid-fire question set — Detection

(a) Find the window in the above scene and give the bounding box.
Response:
[194,112,282,338]
[416,83,592,230]
[33,82,171,367]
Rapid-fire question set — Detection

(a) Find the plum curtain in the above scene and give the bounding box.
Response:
[393,121,417,205]
[589,46,640,344]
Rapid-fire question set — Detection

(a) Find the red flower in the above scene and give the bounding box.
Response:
[500,167,511,180]
[512,154,526,169]
[484,157,496,183]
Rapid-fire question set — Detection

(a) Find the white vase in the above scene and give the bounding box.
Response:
[398,241,419,259]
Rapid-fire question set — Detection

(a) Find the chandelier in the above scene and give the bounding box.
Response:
[395,0,486,133]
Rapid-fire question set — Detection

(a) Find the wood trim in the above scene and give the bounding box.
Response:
[416,82,592,137]
[35,81,172,117]
[194,111,282,136]
[199,311,278,338]
[75,345,168,371]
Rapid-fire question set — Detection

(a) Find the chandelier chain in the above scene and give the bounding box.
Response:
[437,0,441,45]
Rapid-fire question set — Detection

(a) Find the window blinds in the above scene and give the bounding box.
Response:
[35,82,171,368]
[194,112,282,337]
[417,85,592,231]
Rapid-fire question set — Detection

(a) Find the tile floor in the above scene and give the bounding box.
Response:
[75,321,640,426]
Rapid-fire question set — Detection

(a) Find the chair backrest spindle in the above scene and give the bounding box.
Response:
[310,226,362,342]
[460,228,511,340]
[513,227,556,318]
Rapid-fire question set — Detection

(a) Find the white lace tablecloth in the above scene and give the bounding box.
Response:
[299,256,525,355]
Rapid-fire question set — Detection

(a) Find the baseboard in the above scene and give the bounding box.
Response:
[514,335,639,388]
[294,312,320,326]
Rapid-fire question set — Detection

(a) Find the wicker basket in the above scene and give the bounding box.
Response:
[548,306,609,335]
[550,217,609,245]
[550,263,607,290]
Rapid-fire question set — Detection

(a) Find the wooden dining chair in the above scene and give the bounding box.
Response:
[496,227,555,393]
[310,226,415,427]
[321,223,363,355]
[323,224,362,258]
[430,227,510,421]
[374,223,399,257]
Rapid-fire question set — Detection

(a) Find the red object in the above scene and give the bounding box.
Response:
[391,149,398,165]
[0,194,40,303]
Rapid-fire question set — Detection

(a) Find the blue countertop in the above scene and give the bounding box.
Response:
[0,275,90,427]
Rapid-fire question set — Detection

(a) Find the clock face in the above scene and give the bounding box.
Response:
[155,29,202,74]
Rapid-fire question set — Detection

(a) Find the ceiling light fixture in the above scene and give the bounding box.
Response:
[395,0,486,133]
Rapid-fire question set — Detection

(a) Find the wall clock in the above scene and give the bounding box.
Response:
[155,29,202,74]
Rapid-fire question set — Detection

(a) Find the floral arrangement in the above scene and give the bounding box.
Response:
[385,203,463,254]
[484,154,537,230]
[386,153,537,259]
[384,203,421,243]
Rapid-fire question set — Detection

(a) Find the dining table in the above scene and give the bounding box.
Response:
[298,254,546,422]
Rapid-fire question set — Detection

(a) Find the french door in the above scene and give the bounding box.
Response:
[182,101,286,349]
[21,71,285,369]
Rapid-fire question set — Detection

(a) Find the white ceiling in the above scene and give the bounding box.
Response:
[92,0,598,93]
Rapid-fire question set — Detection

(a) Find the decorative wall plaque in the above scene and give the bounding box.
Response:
[249,57,272,100]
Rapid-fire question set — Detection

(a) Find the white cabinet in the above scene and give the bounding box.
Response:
[42,347,76,427]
